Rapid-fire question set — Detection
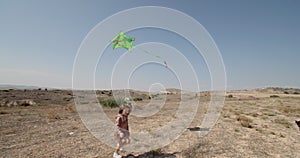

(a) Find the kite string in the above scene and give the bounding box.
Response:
[134,47,168,68]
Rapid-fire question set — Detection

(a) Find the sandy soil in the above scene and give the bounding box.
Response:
[0,88,300,158]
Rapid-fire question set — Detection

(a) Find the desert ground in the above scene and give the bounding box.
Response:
[0,88,300,158]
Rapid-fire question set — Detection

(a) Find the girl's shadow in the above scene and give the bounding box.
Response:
[123,152,177,158]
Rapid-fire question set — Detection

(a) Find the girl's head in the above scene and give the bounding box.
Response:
[123,108,130,116]
[119,108,123,114]
[119,108,129,116]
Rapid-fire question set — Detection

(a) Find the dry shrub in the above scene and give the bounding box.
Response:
[276,105,300,114]
[251,113,259,117]
[237,116,253,128]
[64,105,75,112]
[274,118,292,128]
[237,115,252,122]
[0,111,9,115]
[270,95,280,98]
[47,113,62,120]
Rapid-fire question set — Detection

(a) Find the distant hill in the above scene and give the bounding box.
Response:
[0,84,47,90]
[255,87,300,94]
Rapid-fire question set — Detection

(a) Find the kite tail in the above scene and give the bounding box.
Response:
[164,61,168,68]
[138,49,168,68]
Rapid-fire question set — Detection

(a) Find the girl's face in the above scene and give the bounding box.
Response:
[122,109,129,116]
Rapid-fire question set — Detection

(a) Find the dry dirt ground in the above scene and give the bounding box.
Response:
[0,88,300,158]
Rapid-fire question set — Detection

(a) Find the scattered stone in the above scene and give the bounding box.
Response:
[0,99,36,107]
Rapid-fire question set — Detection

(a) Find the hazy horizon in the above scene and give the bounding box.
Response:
[1,83,299,93]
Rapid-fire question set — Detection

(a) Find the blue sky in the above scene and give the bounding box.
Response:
[0,0,299,91]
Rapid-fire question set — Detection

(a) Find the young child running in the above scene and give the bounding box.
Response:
[113,98,132,158]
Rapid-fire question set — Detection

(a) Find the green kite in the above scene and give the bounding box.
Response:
[111,32,135,51]
[111,32,168,68]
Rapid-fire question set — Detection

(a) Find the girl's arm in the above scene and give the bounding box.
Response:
[116,117,122,127]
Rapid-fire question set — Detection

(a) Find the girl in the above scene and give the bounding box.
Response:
[113,100,132,158]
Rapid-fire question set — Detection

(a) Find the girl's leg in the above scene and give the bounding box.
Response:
[115,141,124,154]
[115,143,120,154]
[115,130,124,154]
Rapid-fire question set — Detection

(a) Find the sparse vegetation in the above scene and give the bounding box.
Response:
[0,111,9,115]
[64,105,75,112]
[261,115,268,120]
[47,114,62,120]
[256,127,263,133]
[133,97,143,101]
[63,97,72,101]
[223,113,230,118]
[99,99,118,108]
[241,121,253,128]
[276,105,300,114]
[148,148,162,155]
[265,112,276,116]
[251,113,259,117]
[270,131,276,135]
[270,95,280,98]
[233,110,243,115]
[227,94,233,98]
[274,118,292,128]
[79,101,89,104]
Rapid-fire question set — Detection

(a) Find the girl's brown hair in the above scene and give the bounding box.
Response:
[119,108,123,114]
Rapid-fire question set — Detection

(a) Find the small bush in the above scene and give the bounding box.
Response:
[99,98,120,108]
[266,112,276,116]
[277,105,300,114]
[227,94,233,98]
[0,111,9,115]
[256,128,263,133]
[63,97,71,101]
[270,131,276,135]
[147,149,162,155]
[237,116,251,122]
[241,121,253,128]
[237,116,253,128]
[270,95,280,98]
[133,97,143,101]
[293,92,300,95]
[251,113,259,117]
[283,91,289,94]
[48,114,62,120]
[261,116,268,120]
